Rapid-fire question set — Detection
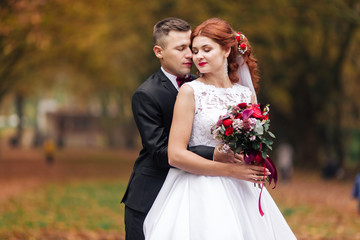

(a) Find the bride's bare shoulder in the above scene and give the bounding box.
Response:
[178,83,195,96]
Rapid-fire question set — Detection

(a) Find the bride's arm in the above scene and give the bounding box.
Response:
[251,93,256,104]
[168,85,269,181]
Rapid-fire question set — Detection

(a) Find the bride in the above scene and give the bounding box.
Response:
[144,18,296,240]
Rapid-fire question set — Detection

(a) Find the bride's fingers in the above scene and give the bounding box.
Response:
[249,179,260,184]
[249,176,264,184]
[233,158,245,164]
[248,170,268,182]
[251,166,271,175]
[252,173,266,180]
[234,153,244,162]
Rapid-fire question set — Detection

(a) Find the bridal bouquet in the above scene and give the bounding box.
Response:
[211,103,278,188]
[211,103,278,216]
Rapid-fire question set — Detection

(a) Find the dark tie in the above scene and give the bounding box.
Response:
[176,75,193,88]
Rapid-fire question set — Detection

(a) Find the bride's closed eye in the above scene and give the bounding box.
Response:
[203,48,211,53]
[192,48,211,55]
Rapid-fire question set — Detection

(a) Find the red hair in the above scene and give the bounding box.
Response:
[191,18,260,92]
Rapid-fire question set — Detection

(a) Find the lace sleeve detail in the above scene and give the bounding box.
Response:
[184,81,252,147]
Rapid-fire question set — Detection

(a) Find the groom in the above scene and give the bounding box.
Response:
[121,17,241,240]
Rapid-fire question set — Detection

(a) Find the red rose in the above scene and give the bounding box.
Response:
[240,43,247,50]
[224,127,234,136]
[238,103,248,109]
[263,114,269,120]
[223,119,233,128]
[250,105,263,119]
[235,113,242,119]
[236,33,241,42]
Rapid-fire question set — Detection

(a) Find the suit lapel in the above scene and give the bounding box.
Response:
[157,70,178,97]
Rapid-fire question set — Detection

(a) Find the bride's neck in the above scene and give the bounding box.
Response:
[202,73,232,88]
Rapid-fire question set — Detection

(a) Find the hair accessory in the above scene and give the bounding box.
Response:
[236,32,247,55]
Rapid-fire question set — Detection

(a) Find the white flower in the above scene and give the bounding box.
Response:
[249,118,257,129]
[249,135,256,141]
[233,119,242,130]
[218,144,231,153]
[254,120,264,135]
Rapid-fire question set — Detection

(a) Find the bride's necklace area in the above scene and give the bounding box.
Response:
[199,75,233,89]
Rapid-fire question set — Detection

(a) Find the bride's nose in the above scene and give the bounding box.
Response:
[194,52,203,61]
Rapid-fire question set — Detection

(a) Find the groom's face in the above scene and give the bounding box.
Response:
[155,30,193,77]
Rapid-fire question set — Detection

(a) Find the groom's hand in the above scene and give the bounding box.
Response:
[213,149,244,163]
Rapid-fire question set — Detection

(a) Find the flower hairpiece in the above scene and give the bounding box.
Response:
[236,32,247,55]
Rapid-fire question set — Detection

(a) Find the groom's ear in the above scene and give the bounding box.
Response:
[153,45,163,59]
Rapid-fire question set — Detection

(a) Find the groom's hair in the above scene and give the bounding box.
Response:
[153,17,191,48]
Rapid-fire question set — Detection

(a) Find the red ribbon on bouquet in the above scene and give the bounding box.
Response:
[258,163,266,216]
[246,152,278,216]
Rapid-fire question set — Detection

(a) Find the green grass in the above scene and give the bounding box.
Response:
[0,180,127,237]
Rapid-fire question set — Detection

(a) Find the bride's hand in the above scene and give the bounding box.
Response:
[213,149,244,164]
[230,163,271,184]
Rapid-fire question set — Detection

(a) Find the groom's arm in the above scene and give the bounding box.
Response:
[188,145,214,161]
[132,90,172,168]
[189,146,243,163]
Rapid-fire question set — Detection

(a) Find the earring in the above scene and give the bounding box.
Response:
[224,58,228,78]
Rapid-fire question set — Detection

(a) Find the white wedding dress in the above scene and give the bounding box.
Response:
[144,80,296,240]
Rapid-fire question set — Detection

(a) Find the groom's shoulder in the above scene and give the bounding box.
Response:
[133,70,166,97]
[137,70,164,89]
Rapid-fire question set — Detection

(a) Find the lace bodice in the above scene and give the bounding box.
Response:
[185,80,252,147]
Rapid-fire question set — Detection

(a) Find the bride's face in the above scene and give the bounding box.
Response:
[192,36,227,75]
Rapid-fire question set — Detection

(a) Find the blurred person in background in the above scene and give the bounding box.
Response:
[276,142,294,182]
[352,172,360,215]
[43,137,55,165]
[121,17,244,240]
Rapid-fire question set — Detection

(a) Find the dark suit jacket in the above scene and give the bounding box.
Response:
[121,69,214,213]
